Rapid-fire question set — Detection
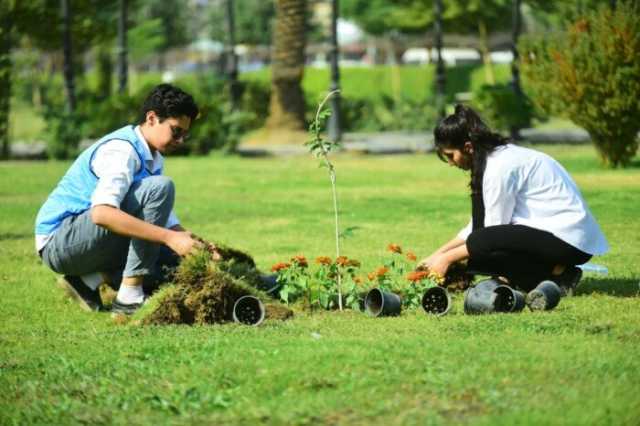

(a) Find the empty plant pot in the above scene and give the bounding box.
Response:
[494,285,526,313]
[463,278,500,314]
[364,288,401,317]
[421,286,452,316]
[257,274,282,297]
[526,280,562,311]
[232,295,266,326]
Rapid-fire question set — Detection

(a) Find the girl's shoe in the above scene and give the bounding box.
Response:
[554,266,583,297]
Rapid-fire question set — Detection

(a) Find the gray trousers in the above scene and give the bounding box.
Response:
[41,176,178,287]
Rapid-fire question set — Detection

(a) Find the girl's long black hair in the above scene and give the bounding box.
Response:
[434,104,509,229]
[434,104,509,196]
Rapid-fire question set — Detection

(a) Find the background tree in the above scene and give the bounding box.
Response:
[133,0,189,71]
[0,1,14,159]
[266,0,308,132]
[520,1,640,167]
[209,0,275,45]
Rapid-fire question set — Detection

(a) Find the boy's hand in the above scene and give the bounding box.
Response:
[203,241,222,261]
[165,231,202,256]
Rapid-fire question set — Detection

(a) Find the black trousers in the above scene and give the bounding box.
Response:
[465,225,592,291]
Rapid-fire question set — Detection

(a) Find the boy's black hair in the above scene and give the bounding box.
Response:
[138,84,199,124]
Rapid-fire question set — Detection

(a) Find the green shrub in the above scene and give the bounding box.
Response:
[43,109,82,160]
[519,2,640,167]
[473,83,535,132]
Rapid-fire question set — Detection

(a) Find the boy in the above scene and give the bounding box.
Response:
[35,84,206,315]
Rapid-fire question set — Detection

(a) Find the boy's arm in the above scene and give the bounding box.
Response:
[90,140,198,256]
[91,205,199,256]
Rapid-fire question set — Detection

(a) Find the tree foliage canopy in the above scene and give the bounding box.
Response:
[520,1,640,167]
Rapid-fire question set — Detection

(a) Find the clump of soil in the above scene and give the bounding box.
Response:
[443,261,473,292]
[136,248,292,325]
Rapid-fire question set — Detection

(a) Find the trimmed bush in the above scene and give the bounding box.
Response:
[473,83,535,133]
[519,2,640,167]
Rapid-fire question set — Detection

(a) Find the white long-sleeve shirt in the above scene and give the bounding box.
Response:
[457,144,609,255]
[35,126,179,251]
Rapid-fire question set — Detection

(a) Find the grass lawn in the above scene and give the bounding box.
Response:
[1,144,639,425]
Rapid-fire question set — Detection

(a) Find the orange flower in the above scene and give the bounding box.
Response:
[335,256,349,267]
[315,256,332,265]
[354,276,363,285]
[406,271,429,283]
[291,255,308,268]
[406,251,417,262]
[271,262,291,272]
[367,272,376,281]
[387,243,402,254]
[375,266,389,277]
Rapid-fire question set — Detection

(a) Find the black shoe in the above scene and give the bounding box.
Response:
[554,266,583,297]
[58,275,104,312]
[111,297,147,316]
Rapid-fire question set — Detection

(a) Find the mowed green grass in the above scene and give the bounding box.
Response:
[1,144,639,425]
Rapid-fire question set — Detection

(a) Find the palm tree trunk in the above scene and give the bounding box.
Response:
[266,0,307,130]
[0,5,12,159]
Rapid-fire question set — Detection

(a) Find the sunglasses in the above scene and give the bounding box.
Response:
[170,125,189,141]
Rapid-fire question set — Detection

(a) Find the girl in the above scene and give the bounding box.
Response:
[420,105,608,294]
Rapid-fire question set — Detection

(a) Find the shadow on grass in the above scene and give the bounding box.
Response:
[0,232,31,241]
[576,277,639,297]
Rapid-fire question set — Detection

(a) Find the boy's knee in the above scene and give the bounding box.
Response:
[146,176,175,200]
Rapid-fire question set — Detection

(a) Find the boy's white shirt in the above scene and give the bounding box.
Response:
[35,126,179,252]
[456,144,609,256]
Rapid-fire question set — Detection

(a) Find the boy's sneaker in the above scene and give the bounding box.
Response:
[555,266,583,297]
[57,275,104,312]
[111,297,148,316]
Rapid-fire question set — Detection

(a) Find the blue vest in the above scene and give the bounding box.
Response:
[35,125,161,236]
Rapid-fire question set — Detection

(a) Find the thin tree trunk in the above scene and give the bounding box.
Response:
[0,5,12,159]
[266,0,307,131]
[478,19,495,85]
[96,44,113,99]
[61,0,76,112]
[117,0,128,94]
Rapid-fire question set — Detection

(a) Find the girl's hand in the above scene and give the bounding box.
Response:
[426,254,451,279]
[417,254,437,270]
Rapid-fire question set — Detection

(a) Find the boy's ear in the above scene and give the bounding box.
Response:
[145,110,157,125]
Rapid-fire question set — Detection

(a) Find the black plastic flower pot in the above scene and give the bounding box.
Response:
[364,288,402,317]
[526,280,562,311]
[494,285,526,313]
[463,278,500,314]
[232,295,266,326]
[256,273,282,298]
[421,286,451,316]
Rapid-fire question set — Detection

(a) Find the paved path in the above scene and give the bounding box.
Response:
[235,128,593,157]
[8,128,594,159]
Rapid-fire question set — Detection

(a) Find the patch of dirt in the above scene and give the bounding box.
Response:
[443,261,473,292]
[264,302,294,321]
[139,247,293,326]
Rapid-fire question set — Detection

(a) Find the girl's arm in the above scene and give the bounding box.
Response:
[418,236,467,269]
